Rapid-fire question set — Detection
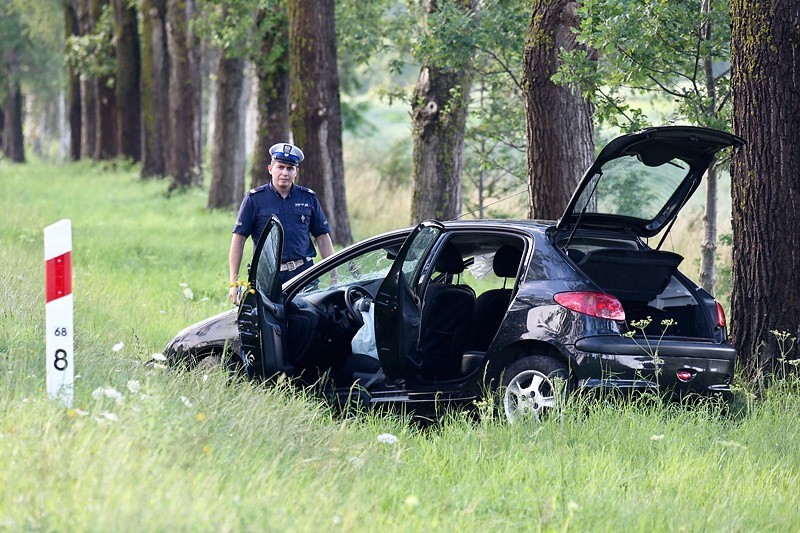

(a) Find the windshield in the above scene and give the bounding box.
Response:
[296,246,397,297]
[574,155,688,221]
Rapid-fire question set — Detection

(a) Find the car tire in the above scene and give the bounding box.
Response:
[195,353,221,370]
[500,355,571,423]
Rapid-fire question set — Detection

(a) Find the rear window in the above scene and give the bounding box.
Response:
[574,155,688,221]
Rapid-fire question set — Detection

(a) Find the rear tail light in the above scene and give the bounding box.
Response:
[715,302,727,328]
[554,291,626,321]
[676,369,696,382]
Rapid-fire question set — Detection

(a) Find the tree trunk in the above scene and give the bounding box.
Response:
[410,0,478,224]
[730,0,800,372]
[166,0,202,189]
[208,53,247,209]
[288,0,352,245]
[65,0,82,161]
[699,161,719,293]
[698,0,719,295]
[92,0,117,160]
[250,7,290,190]
[2,48,26,163]
[114,0,141,161]
[77,0,96,159]
[140,0,169,177]
[523,0,594,220]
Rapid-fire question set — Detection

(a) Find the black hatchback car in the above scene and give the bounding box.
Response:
[164,126,743,421]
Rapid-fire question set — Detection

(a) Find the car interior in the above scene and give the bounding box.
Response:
[561,233,715,339]
[280,233,526,388]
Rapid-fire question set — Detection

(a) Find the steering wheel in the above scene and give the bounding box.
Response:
[345,285,373,325]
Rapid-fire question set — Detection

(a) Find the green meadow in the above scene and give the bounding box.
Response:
[1,159,799,531]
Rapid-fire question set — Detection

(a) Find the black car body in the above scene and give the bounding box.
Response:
[164,126,743,421]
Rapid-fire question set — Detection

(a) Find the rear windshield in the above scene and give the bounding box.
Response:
[574,155,688,221]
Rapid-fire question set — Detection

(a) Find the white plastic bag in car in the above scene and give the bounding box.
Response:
[351,302,378,359]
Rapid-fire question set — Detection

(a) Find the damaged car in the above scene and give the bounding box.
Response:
[164,126,743,421]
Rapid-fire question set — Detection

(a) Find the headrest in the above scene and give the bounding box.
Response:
[493,245,522,278]
[435,243,464,274]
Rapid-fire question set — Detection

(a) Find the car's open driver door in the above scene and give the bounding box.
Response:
[237,215,291,380]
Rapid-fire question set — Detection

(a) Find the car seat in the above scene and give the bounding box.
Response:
[418,242,475,380]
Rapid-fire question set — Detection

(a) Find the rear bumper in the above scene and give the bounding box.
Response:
[572,335,735,397]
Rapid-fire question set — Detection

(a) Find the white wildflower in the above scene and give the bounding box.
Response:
[112,342,125,352]
[97,411,119,423]
[651,434,665,441]
[181,396,193,408]
[377,433,398,445]
[91,387,104,400]
[180,282,188,287]
[183,288,194,300]
[127,380,140,393]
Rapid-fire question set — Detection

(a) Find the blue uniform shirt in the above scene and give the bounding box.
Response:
[233,183,331,262]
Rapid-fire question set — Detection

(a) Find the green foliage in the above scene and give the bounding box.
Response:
[66,2,116,81]
[557,0,732,132]
[0,0,64,103]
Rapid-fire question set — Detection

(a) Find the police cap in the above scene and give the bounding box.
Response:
[269,142,305,166]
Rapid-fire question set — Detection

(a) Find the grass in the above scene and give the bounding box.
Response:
[2,158,799,530]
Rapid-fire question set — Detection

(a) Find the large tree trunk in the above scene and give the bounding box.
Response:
[250,7,290,190]
[65,0,82,161]
[523,0,594,220]
[410,0,478,224]
[77,0,96,159]
[730,0,800,372]
[2,48,25,163]
[92,0,118,160]
[166,0,202,189]
[114,0,141,161]
[288,0,352,245]
[208,53,247,209]
[140,0,169,177]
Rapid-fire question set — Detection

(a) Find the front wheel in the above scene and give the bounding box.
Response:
[500,356,571,423]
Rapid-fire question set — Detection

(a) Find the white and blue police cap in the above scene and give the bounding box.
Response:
[269,142,304,166]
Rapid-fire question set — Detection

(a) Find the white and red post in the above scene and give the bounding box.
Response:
[44,220,74,407]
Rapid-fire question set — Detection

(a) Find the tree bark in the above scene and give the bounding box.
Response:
[208,53,247,209]
[92,0,118,160]
[410,0,478,224]
[113,0,141,161]
[65,0,82,161]
[699,161,719,293]
[730,0,800,371]
[288,0,352,245]
[140,0,170,177]
[77,0,96,159]
[250,7,290,190]
[523,0,594,220]
[166,0,202,189]
[2,48,26,163]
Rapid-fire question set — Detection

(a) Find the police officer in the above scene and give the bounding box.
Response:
[228,142,335,304]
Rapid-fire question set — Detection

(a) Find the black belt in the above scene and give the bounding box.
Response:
[280,258,312,272]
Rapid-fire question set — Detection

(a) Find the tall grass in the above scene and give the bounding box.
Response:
[1,159,798,530]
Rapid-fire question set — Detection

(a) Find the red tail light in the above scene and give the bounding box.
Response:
[715,302,727,328]
[554,292,626,321]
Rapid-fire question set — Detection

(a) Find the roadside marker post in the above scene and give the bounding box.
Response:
[44,220,74,407]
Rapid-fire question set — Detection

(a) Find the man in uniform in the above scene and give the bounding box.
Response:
[228,142,335,304]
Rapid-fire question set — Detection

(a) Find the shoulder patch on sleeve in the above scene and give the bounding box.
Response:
[249,188,257,194]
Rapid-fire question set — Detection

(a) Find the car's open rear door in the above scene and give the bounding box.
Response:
[237,216,291,379]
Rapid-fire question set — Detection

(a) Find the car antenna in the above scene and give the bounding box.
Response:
[563,171,603,250]
[451,188,528,220]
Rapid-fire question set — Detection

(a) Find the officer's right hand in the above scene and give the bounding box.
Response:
[228,285,240,306]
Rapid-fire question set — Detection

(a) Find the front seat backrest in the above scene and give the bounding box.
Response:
[417,242,475,380]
